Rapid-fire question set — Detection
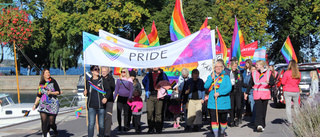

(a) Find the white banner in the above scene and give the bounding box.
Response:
[83,28,214,68]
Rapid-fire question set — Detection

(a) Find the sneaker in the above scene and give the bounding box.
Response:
[257,125,263,132]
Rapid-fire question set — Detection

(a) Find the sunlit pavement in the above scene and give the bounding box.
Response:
[0,96,294,137]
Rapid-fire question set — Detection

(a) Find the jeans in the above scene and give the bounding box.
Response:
[248,91,256,122]
[88,108,105,137]
[182,104,188,127]
[283,91,300,123]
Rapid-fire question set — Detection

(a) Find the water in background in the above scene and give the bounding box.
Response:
[0,66,94,75]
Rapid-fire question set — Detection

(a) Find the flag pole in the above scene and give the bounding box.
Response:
[211,29,219,123]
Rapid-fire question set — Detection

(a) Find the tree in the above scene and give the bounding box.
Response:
[42,0,150,75]
[267,0,320,63]
[144,0,270,47]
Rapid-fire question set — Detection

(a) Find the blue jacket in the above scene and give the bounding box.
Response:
[142,69,169,93]
[186,78,205,100]
[205,71,232,110]
[242,69,251,93]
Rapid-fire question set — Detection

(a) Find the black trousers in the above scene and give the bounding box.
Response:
[254,99,268,128]
[117,96,130,130]
[230,91,243,123]
[209,109,228,123]
[133,115,141,132]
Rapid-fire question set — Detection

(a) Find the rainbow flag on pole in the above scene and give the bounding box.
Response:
[169,0,191,41]
[148,21,160,47]
[134,27,149,45]
[230,17,245,63]
[75,107,83,118]
[216,27,228,64]
[199,17,208,30]
[281,36,298,64]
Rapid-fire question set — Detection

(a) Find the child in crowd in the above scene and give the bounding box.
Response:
[169,89,181,129]
[127,90,144,134]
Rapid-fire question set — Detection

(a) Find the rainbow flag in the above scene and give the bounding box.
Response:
[199,17,208,30]
[281,36,298,64]
[75,107,83,118]
[216,27,228,64]
[230,17,245,64]
[134,27,149,45]
[147,21,160,47]
[169,0,191,41]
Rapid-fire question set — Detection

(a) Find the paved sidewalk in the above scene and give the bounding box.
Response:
[0,98,294,137]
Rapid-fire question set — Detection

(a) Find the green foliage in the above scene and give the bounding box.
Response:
[42,0,150,74]
[267,0,320,63]
[144,0,270,47]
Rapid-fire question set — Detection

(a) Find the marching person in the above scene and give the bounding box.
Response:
[33,69,61,137]
[308,70,319,106]
[229,60,246,127]
[83,65,107,137]
[245,65,257,124]
[242,59,253,117]
[176,68,191,130]
[101,66,115,137]
[281,60,301,125]
[185,69,205,132]
[142,67,169,134]
[205,61,232,137]
[246,60,275,132]
[113,68,134,133]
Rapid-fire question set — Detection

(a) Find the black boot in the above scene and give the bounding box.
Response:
[235,119,239,127]
[155,122,162,134]
[147,120,155,134]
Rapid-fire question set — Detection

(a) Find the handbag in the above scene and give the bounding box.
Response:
[170,90,180,100]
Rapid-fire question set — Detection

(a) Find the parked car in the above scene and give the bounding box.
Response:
[273,65,320,107]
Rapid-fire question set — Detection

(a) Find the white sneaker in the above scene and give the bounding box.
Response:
[257,125,263,132]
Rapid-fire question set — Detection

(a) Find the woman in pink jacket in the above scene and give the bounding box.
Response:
[281,60,301,125]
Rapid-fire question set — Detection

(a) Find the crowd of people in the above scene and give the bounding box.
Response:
[32,58,320,137]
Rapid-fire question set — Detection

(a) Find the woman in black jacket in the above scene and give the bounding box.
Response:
[84,65,108,137]
[229,61,247,127]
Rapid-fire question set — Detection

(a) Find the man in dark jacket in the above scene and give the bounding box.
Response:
[101,66,115,137]
[142,67,169,134]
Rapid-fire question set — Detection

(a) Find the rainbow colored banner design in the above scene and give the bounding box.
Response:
[169,0,191,41]
[199,17,208,30]
[75,107,83,118]
[281,36,298,64]
[147,21,160,47]
[230,17,245,64]
[216,27,228,64]
[134,27,149,45]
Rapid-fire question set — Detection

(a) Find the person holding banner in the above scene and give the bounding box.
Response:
[113,68,134,133]
[246,60,275,132]
[142,67,169,134]
[184,69,205,132]
[101,66,115,137]
[83,65,107,137]
[204,61,232,137]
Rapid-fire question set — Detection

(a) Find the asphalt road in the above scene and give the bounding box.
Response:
[0,97,294,137]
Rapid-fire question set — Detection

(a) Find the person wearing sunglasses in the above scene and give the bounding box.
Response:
[113,68,134,133]
[84,65,108,137]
